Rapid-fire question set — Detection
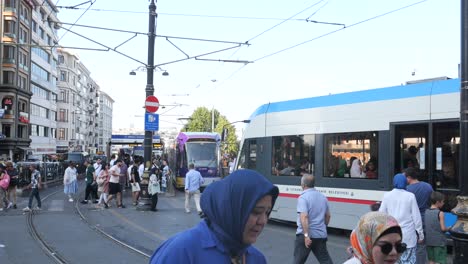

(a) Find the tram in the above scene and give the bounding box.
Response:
[175,132,221,188]
[236,77,460,230]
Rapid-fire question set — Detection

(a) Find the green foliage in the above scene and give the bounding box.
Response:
[182,107,240,156]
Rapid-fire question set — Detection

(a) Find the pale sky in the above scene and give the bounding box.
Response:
[56,0,460,134]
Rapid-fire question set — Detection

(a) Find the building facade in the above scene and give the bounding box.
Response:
[29,0,59,160]
[98,91,113,155]
[56,49,110,154]
[0,0,34,161]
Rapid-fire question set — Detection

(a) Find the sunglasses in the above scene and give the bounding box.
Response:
[377,242,407,255]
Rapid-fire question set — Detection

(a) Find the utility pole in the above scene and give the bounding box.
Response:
[138,0,156,210]
[450,1,468,262]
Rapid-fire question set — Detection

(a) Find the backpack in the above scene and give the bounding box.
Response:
[0,173,10,189]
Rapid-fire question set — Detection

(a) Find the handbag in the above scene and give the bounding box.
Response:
[0,174,10,189]
[96,177,105,186]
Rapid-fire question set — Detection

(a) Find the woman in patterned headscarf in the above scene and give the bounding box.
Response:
[344,211,406,264]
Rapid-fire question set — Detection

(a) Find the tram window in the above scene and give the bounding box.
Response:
[324,132,378,179]
[272,135,315,177]
[238,139,257,170]
[433,122,459,189]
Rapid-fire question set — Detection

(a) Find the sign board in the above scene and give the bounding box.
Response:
[145,95,159,113]
[144,113,159,131]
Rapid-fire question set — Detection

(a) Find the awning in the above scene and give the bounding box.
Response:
[16,147,32,151]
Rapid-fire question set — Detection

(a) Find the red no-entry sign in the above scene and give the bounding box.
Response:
[145,96,159,113]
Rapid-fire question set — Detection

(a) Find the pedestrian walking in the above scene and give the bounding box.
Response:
[130,159,141,206]
[161,160,170,193]
[425,192,452,264]
[149,169,279,263]
[81,160,98,204]
[6,161,19,209]
[0,164,10,211]
[97,163,110,208]
[23,164,42,212]
[184,163,204,215]
[294,174,333,264]
[63,161,78,202]
[106,160,125,208]
[148,172,160,212]
[379,173,424,264]
[405,167,433,264]
[344,211,406,264]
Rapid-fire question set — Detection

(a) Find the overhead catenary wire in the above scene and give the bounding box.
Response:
[56,0,96,44]
[247,0,325,42]
[254,0,429,62]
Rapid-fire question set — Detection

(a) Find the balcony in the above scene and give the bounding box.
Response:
[2,58,16,64]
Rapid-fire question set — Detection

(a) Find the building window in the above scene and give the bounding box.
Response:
[2,125,11,138]
[19,51,28,70]
[32,20,37,32]
[3,20,16,37]
[51,93,57,102]
[272,135,315,176]
[59,90,66,102]
[2,45,16,63]
[31,125,38,136]
[31,63,50,82]
[32,45,51,64]
[32,84,49,99]
[323,132,379,179]
[39,27,45,39]
[58,109,67,122]
[60,71,67,81]
[47,35,52,45]
[4,0,16,9]
[20,5,29,23]
[58,128,66,140]
[2,71,15,85]
[58,55,64,64]
[19,27,28,44]
[51,128,56,138]
[18,74,28,90]
[18,125,27,139]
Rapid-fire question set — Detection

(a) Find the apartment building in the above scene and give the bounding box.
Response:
[29,0,59,159]
[0,0,34,161]
[98,90,113,155]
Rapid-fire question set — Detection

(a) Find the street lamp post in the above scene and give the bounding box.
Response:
[221,120,250,142]
[450,1,468,262]
[136,0,157,210]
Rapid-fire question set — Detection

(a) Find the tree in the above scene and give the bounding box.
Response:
[183,107,240,156]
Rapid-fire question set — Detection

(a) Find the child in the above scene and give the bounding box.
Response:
[425,191,451,264]
[161,174,167,193]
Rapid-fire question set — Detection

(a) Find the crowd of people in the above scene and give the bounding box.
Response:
[0,155,454,264]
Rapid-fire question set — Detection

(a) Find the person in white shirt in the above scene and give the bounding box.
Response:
[379,173,424,264]
[184,163,204,215]
[94,158,103,176]
[109,154,117,167]
[106,159,125,208]
[127,161,134,186]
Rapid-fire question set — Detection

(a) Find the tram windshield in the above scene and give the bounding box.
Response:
[186,142,218,167]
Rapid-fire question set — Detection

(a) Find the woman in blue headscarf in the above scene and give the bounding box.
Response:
[379,174,424,264]
[149,169,279,264]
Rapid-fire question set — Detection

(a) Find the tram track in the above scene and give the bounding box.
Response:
[73,201,152,259]
[26,190,68,264]
[26,186,150,264]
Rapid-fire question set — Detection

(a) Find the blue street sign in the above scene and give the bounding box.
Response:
[144,113,159,131]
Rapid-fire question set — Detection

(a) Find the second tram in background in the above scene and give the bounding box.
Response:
[236,77,459,231]
[174,132,221,188]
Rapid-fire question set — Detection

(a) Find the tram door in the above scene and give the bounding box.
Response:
[393,124,428,181]
[393,121,460,195]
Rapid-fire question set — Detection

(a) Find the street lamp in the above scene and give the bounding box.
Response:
[129,66,169,76]
[221,120,250,142]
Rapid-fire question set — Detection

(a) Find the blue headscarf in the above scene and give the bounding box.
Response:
[201,169,279,257]
[393,173,407,189]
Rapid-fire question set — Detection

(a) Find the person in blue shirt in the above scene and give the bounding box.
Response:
[184,163,204,215]
[149,169,279,264]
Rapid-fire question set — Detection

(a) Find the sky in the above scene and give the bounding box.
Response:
[55,0,461,135]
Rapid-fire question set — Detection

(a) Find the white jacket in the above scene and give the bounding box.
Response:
[379,189,424,248]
